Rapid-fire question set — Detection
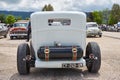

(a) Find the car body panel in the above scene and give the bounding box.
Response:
[35,58,86,68]
[31,11,86,59]
[31,11,86,68]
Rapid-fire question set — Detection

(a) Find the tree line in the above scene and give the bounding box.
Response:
[0,4,54,25]
[0,14,29,25]
[87,3,120,25]
[42,3,120,25]
[42,4,54,11]
[0,3,119,25]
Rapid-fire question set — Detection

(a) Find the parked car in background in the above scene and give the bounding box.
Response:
[0,23,8,38]
[9,20,29,39]
[117,22,120,32]
[86,22,102,37]
[100,24,107,31]
[107,25,117,32]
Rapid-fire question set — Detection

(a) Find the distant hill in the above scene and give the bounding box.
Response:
[0,10,92,20]
[0,10,33,19]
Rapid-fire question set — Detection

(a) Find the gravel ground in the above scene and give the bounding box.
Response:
[0,32,120,80]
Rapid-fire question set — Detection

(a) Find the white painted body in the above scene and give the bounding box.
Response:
[31,11,86,68]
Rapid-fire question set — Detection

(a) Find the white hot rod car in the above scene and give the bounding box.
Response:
[17,11,101,75]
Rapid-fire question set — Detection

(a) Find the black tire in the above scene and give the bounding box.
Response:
[10,36,13,40]
[86,42,101,73]
[4,35,7,38]
[117,29,120,32]
[17,43,30,75]
[99,35,102,37]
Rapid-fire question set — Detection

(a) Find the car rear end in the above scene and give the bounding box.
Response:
[31,11,86,68]
[9,21,28,39]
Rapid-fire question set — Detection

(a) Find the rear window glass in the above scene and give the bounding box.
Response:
[87,24,98,27]
[48,18,71,26]
[13,23,28,27]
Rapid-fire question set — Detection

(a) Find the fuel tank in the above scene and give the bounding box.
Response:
[37,46,83,61]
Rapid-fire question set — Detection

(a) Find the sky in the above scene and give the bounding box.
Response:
[0,0,120,12]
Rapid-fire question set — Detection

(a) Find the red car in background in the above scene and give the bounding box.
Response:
[9,20,29,39]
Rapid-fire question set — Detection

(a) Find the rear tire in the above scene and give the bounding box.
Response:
[17,43,30,75]
[86,42,101,73]
[10,36,13,40]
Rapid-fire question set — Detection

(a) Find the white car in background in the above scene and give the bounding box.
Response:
[86,22,102,37]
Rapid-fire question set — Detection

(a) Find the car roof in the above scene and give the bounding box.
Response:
[31,11,86,28]
[15,20,29,23]
[87,22,97,25]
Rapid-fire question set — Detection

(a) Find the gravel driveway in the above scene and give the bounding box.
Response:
[0,32,120,80]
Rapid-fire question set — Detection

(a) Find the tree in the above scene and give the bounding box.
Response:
[16,16,22,21]
[0,14,5,23]
[108,14,115,25]
[42,4,54,11]
[101,8,110,24]
[108,3,120,25]
[92,11,102,24]
[47,4,54,11]
[42,5,48,11]
[25,17,30,20]
[87,17,92,22]
[5,15,16,25]
[86,12,94,22]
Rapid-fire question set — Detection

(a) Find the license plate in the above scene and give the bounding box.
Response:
[62,63,83,68]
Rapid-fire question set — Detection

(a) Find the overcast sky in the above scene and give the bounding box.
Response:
[0,0,120,12]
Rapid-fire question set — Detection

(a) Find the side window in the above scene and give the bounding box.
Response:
[48,18,71,26]
[13,23,17,27]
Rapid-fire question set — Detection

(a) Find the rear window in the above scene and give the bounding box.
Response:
[13,23,28,27]
[87,24,98,27]
[48,18,71,26]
